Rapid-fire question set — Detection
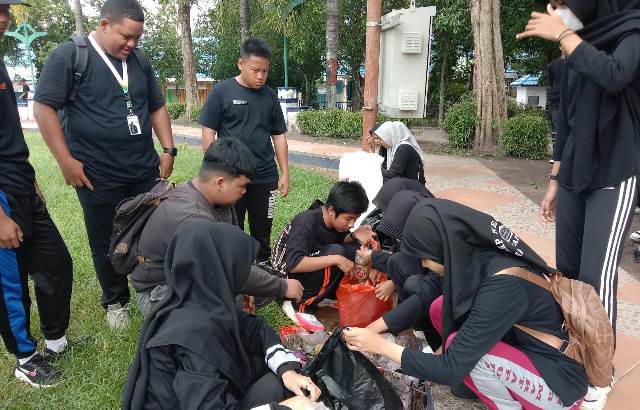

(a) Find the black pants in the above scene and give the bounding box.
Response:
[76,175,157,308]
[293,243,357,312]
[235,181,279,263]
[0,191,72,358]
[556,176,638,333]
[240,366,287,410]
[383,252,443,349]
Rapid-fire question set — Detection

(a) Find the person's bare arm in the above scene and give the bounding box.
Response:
[150,106,175,179]
[202,126,217,153]
[0,207,23,249]
[517,4,583,55]
[291,255,353,275]
[272,134,290,197]
[33,101,93,190]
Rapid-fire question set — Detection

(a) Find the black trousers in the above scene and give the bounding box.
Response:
[235,181,279,263]
[0,191,72,358]
[383,252,443,350]
[556,176,638,334]
[293,243,357,312]
[76,175,157,308]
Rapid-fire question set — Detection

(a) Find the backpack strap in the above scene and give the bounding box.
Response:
[494,267,571,355]
[68,36,89,102]
[132,48,152,81]
[494,266,552,292]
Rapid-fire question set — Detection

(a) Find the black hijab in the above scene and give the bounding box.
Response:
[377,190,432,241]
[401,199,554,341]
[560,0,640,193]
[372,177,432,211]
[122,219,260,409]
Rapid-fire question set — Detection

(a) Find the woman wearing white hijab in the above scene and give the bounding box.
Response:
[368,121,426,184]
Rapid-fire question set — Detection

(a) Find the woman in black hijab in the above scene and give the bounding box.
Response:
[519,3,639,406]
[122,220,320,410]
[344,199,588,410]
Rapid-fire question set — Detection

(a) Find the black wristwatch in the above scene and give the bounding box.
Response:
[163,147,178,157]
[549,174,559,181]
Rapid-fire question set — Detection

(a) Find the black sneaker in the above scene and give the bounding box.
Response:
[14,353,62,388]
[42,336,94,362]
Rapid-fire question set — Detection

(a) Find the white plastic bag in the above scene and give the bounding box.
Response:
[338,151,384,228]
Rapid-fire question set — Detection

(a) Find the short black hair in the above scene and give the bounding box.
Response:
[326,181,369,217]
[200,138,256,181]
[100,0,145,23]
[241,38,272,60]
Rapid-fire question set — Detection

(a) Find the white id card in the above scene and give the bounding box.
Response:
[127,115,142,136]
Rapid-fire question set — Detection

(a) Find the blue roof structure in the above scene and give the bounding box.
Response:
[511,74,541,87]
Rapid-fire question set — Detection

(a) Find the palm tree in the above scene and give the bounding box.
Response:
[325,0,339,110]
[73,0,84,37]
[178,0,198,122]
[240,0,251,41]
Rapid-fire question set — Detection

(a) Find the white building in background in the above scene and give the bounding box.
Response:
[510,74,547,109]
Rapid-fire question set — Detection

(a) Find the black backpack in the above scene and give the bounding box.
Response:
[109,179,175,275]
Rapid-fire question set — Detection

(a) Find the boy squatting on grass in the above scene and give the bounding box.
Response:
[271,181,376,313]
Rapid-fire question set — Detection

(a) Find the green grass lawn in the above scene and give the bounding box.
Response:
[0,132,334,408]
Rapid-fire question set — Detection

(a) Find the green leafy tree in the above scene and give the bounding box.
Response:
[139,5,182,83]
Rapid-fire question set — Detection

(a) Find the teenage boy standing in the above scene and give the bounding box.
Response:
[200,38,289,267]
[34,0,176,329]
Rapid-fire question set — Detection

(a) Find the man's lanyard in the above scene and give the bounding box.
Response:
[88,32,135,116]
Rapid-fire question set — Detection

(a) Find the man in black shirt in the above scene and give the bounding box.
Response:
[546,55,564,161]
[0,0,73,388]
[200,38,289,266]
[34,0,176,329]
[19,79,29,104]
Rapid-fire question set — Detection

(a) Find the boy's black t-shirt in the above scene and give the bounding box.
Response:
[0,60,36,196]
[272,200,349,276]
[35,39,165,187]
[199,78,287,184]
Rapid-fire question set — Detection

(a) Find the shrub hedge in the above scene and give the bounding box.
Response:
[499,112,550,159]
[165,103,203,122]
[297,109,395,139]
[442,95,478,149]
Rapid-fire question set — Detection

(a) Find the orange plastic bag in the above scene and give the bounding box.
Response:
[336,274,393,328]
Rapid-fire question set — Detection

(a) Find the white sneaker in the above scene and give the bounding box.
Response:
[580,385,611,410]
[630,231,640,243]
[106,303,130,330]
[282,301,299,325]
[635,207,640,215]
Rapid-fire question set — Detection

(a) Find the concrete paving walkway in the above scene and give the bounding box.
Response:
[23,120,639,409]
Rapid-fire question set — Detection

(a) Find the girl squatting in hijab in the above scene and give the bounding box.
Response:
[122,221,321,410]
[519,2,640,406]
[367,121,427,184]
[343,199,589,410]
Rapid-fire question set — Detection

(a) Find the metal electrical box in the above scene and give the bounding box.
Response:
[379,6,436,118]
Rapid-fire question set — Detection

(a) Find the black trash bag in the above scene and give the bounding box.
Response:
[305,329,403,410]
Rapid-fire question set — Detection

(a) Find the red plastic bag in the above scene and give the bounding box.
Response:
[337,274,393,328]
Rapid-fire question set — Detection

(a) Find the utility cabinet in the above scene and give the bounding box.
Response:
[379,5,436,118]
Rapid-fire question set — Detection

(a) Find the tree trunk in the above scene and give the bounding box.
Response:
[325,0,339,110]
[73,0,84,37]
[351,66,364,111]
[178,0,198,121]
[240,0,251,41]
[437,36,451,126]
[470,0,507,153]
